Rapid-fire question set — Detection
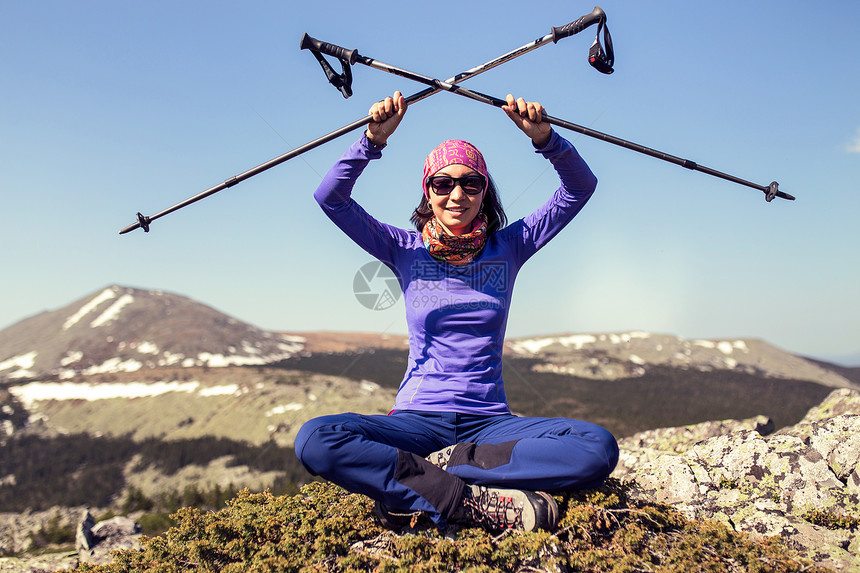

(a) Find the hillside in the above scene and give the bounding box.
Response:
[1,284,856,451]
[506,331,857,388]
[2,285,856,390]
[0,286,855,492]
[5,390,858,570]
[4,366,395,447]
[68,388,857,571]
[0,285,858,570]
[0,285,304,382]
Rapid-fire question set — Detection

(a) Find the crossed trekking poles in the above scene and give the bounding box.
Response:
[119,6,792,235]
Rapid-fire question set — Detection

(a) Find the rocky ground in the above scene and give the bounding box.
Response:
[0,510,138,572]
[616,388,860,570]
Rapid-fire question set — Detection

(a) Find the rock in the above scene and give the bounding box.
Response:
[76,511,142,565]
[75,510,95,552]
[0,552,77,572]
[612,415,773,480]
[792,388,860,425]
[621,389,860,571]
[0,507,81,555]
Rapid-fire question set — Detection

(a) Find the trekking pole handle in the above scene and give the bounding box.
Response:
[300,33,358,65]
[552,6,606,42]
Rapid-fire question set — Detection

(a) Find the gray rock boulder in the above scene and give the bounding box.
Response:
[613,414,774,479]
[620,388,860,571]
[76,510,142,564]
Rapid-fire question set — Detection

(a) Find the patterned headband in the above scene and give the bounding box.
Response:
[422,139,488,199]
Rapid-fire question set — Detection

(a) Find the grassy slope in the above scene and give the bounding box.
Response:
[274,350,834,438]
[1,350,833,516]
[3,352,846,569]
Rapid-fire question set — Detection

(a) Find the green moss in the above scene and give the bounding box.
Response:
[74,479,835,573]
[803,509,860,530]
[717,476,740,490]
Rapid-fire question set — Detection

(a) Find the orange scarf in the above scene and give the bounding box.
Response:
[422,214,488,266]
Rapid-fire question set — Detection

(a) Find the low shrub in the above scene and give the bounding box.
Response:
[75,479,832,572]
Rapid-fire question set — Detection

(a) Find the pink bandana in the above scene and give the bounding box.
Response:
[422,139,488,199]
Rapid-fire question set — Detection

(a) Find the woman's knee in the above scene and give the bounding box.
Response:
[593,424,620,474]
[294,414,352,475]
[561,421,620,481]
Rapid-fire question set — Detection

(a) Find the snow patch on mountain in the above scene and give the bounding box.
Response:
[509,331,652,355]
[266,403,305,416]
[62,287,117,330]
[693,339,748,355]
[60,351,83,366]
[82,357,144,375]
[9,380,204,407]
[198,384,241,397]
[133,341,159,355]
[512,334,596,354]
[8,380,245,410]
[0,351,38,379]
[90,293,134,328]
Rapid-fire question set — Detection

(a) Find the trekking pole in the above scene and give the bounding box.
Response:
[306,37,792,202]
[118,7,611,235]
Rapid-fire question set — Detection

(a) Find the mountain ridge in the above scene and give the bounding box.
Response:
[0,284,856,447]
[2,284,857,390]
[2,285,857,386]
[505,331,856,388]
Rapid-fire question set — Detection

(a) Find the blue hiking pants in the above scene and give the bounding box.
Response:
[295,411,619,527]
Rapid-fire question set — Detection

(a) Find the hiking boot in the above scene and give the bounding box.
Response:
[374,500,425,529]
[451,484,558,532]
[425,444,457,470]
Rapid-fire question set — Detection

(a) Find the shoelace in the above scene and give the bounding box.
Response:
[463,488,524,530]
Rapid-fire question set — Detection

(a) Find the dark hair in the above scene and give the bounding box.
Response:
[410,174,507,234]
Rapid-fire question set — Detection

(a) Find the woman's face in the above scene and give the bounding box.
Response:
[427,164,485,236]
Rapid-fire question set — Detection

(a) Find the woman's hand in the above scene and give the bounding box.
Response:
[503,94,552,148]
[366,91,407,146]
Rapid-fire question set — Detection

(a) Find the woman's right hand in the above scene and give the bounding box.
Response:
[503,94,552,148]
[366,91,407,146]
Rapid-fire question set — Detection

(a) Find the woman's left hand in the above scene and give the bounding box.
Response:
[503,94,552,148]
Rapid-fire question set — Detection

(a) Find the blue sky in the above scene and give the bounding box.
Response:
[2,1,859,364]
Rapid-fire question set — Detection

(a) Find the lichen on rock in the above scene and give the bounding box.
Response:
[619,388,860,571]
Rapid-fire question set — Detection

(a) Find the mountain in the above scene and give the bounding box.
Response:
[1,285,857,447]
[0,286,399,449]
[2,285,855,389]
[0,285,304,381]
[505,331,857,388]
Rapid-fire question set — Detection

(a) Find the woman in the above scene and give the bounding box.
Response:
[295,91,618,533]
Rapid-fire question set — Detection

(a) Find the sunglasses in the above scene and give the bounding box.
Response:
[427,174,486,195]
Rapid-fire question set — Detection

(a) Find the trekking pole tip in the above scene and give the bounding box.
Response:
[118,213,151,235]
[765,181,794,202]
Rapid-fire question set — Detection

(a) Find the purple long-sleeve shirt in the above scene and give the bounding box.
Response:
[314,131,597,415]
